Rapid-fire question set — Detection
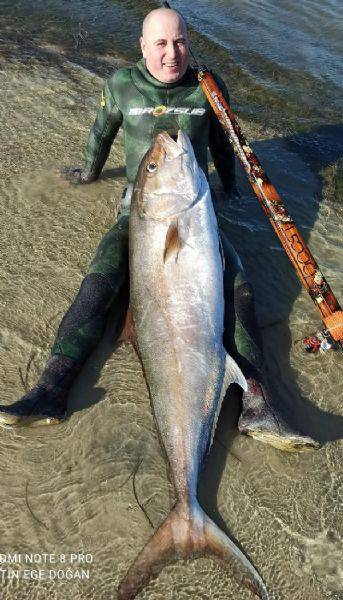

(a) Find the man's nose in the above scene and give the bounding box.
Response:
[165,41,177,59]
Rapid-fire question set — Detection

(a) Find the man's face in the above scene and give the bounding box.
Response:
[140,12,189,84]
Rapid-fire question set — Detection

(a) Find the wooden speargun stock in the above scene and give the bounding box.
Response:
[197,68,343,351]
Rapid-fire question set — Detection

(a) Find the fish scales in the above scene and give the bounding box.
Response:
[130,180,224,495]
[118,130,269,600]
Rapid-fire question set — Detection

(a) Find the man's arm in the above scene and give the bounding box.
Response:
[208,75,236,196]
[61,78,123,184]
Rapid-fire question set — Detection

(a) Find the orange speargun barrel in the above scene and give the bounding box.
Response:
[197,69,343,349]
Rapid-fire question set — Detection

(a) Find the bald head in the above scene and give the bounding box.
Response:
[142,7,188,39]
[140,8,190,84]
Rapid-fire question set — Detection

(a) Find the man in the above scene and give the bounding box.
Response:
[0,8,318,451]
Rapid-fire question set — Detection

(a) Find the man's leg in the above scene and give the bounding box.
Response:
[219,227,319,452]
[0,212,130,427]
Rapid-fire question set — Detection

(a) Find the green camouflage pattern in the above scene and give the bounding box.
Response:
[52,213,263,376]
[84,59,235,192]
[52,60,261,371]
[51,214,129,360]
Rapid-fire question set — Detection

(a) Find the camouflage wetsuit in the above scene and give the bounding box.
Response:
[52,59,263,379]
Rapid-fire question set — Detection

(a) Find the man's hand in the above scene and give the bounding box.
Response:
[58,166,96,184]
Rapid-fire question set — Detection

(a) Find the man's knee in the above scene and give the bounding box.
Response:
[52,272,119,361]
[234,281,255,307]
[87,216,129,289]
[58,272,115,336]
[233,281,263,358]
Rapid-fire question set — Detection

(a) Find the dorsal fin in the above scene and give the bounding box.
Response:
[218,234,225,272]
[209,353,247,450]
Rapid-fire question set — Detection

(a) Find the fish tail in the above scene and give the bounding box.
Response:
[198,503,269,599]
[117,500,269,600]
[117,503,178,600]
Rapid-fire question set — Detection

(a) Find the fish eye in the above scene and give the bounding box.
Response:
[147,162,157,173]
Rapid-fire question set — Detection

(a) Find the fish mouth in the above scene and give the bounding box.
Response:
[153,130,189,160]
[133,130,203,220]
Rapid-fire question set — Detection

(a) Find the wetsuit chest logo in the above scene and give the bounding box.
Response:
[128,107,206,116]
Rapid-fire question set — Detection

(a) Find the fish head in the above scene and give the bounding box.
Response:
[133,130,204,219]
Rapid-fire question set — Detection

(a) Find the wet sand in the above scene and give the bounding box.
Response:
[0,2,342,599]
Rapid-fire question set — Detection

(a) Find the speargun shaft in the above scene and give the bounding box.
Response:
[197,69,343,350]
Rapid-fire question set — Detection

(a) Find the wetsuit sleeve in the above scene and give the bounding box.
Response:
[208,75,236,195]
[83,78,123,179]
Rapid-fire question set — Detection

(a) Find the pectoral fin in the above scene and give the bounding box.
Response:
[164,222,182,262]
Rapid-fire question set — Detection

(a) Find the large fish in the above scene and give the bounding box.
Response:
[118,131,268,600]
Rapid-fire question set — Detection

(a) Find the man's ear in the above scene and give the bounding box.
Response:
[140,36,147,58]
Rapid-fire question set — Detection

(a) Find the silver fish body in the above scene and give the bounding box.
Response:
[118,131,268,600]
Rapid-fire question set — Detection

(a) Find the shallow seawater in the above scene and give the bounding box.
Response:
[0,1,342,599]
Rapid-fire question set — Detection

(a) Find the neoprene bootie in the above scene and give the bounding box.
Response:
[238,378,320,452]
[0,355,80,427]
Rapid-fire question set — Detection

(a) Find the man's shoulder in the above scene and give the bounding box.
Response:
[106,66,133,92]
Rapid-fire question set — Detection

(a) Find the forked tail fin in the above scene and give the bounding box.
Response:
[117,500,269,600]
